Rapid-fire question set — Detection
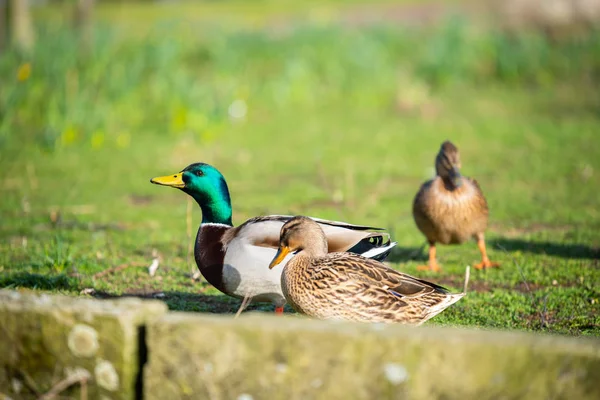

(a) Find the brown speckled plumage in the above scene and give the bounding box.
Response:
[412,141,499,271]
[413,177,489,245]
[270,216,467,325]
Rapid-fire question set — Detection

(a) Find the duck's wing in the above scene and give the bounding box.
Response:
[222,215,396,261]
[412,179,437,230]
[312,253,450,298]
[466,177,489,212]
[306,253,465,324]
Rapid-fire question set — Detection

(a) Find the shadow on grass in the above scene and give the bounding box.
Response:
[491,238,600,260]
[91,290,282,314]
[384,244,427,263]
[0,272,78,291]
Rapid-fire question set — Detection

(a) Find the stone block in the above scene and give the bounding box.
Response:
[145,313,600,400]
[0,290,167,399]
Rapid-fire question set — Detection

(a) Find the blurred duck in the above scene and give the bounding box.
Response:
[269,216,467,325]
[151,163,396,314]
[412,141,499,272]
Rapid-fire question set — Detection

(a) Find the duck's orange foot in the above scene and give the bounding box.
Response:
[275,306,284,315]
[417,263,442,272]
[474,260,500,270]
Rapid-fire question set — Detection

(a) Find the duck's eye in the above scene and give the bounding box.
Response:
[194,170,204,177]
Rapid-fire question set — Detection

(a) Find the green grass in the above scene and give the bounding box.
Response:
[33,0,461,33]
[1,3,599,336]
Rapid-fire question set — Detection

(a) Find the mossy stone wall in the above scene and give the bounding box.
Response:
[144,312,600,400]
[1,290,599,400]
[0,290,166,399]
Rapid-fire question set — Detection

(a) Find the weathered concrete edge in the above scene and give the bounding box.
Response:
[144,311,600,399]
[2,290,600,399]
[0,289,168,325]
[0,289,168,399]
[157,311,600,357]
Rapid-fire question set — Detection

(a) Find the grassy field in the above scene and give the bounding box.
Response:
[1,1,599,336]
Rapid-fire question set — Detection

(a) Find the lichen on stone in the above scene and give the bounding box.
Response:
[383,363,409,385]
[38,294,51,304]
[67,324,99,357]
[203,362,213,374]
[275,363,288,374]
[310,378,323,388]
[11,378,23,394]
[370,323,385,331]
[64,367,92,383]
[95,360,120,391]
[7,291,20,300]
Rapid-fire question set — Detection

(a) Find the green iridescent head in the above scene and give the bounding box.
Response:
[151,163,233,225]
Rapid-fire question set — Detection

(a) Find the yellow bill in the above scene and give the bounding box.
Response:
[269,246,291,269]
[150,172,185,188]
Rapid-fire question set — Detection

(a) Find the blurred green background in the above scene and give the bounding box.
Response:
[0,0,599,335]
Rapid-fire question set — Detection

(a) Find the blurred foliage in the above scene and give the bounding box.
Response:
[1,17,599,151]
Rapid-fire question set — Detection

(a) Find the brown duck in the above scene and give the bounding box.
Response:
[269,216,468,325]
[412,141,499,272]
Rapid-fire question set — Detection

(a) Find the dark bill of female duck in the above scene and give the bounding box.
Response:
[150,162,398,315]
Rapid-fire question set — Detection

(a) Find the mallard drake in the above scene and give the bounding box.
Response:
[269,216,467,324]
[412,141,499,272]
[151,163,396,313]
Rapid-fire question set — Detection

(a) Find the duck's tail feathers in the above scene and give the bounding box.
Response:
[417,291,465,326]
[417,267,470,326]
[363,241,397,261]
[348,235,397,262]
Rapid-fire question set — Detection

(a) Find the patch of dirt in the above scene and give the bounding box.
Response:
[128,194,155,206]
[433,277,577,293]
[489,222,576,237]
[522,309,557,330]
[265,1,487,37]
[89,287,274,314]
[340,2,462,28]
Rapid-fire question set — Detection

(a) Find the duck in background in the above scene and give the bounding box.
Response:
[268,216,468,324]
[412,141,499,272]
[151,162,396,314]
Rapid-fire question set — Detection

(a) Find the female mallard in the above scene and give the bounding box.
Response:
[269,216,467,325]
[151,163,396,313]
[412,141,499,272]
